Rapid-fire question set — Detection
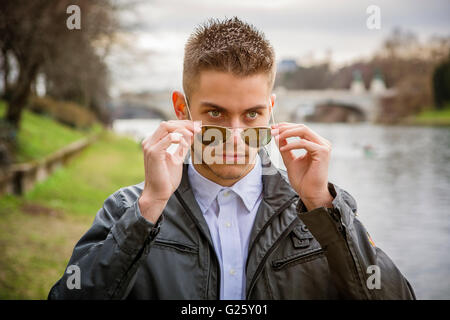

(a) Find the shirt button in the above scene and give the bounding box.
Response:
[225,222,231,228]
[229,268,236,275]
[223,190,230,197]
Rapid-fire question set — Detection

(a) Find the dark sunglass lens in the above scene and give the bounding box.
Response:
[260,128,272,146]
[241,127,271,148]
[201,126,229,146]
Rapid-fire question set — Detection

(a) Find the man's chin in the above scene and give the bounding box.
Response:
[206,163,253,180]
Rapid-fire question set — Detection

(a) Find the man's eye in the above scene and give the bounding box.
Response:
[208,110,221,118]
[247,111,258,119]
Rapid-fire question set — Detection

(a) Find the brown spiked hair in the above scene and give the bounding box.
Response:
[183,17,276,99]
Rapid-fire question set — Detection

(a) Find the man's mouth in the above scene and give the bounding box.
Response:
[220,154,246,161]
[222,153,245,157]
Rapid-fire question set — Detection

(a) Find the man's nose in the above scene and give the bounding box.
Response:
[228,118,244,144]
[231,128,243,144]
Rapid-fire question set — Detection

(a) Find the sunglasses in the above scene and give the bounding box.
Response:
[184,99,276,148]
[199,125,272,148]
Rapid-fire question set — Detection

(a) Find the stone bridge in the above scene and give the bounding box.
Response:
[112,90,177,121]
[113,87,395,123]
[272,88,395,123]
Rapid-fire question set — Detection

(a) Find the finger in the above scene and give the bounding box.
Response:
[144,127,194,154]
[272,123,300,136]
[279,138,330,156]
[179,138,191,161]
[173,128,195,145]
[278,125,328,146]
[273,129,293,155]
[146,120,196,145]
[279,123,331,147]
[177,138,189,158]
[169,139,189,165]
[169,134,190,156]
[152,132,184,153]
[274,134,295,165]
[168,150,184,165]
[169,129,193,159]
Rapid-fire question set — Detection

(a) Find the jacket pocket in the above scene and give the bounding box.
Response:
[272,248,325,270]
[153,238,199,254]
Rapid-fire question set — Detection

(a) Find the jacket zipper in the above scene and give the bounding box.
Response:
[153,239,198,253]
[271,248,325,270]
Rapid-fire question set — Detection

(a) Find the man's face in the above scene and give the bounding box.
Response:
[187,70,273,181]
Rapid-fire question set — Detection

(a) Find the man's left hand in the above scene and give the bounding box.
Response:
[271,122,334,211]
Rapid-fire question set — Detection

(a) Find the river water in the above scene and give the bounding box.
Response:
[113,119,450,299]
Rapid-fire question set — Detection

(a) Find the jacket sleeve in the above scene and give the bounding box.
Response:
[48,187,163,300]
[297,182,416,300]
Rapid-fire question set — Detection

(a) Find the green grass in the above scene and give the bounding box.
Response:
[404,103,450,126]
[0,109,145,299]
[0,100,101,163]
[416,104,450,119]
[26,131,145,216]
[0,200,91,299]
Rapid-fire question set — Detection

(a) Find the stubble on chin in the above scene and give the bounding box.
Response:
[191,145,259,180]
[207,164,252,180]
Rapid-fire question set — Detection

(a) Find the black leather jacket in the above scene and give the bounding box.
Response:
[48,149,416,299]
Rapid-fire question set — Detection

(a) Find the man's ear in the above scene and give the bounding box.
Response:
[172,91,188,120]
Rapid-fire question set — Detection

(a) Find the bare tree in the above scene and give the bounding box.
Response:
[0,0,120,130]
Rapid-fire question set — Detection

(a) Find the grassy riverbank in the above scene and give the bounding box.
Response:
[0,131,144,299]
[0,106,144,299]
[0,100,102,163]
[401,104,450,126]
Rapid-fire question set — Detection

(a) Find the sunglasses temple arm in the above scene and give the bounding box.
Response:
[270,99,276,126]
[184,99,194,121]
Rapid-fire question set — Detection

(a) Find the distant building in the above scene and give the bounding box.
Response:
[350,70,366,94]
[277,59,298,73]
[370,69,387,94]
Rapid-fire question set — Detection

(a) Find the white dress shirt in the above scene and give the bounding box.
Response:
[187,155,263,299]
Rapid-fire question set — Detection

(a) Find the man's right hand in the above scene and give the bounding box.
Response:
[138,120,199,223]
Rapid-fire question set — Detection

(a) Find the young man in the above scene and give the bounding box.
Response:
[49,17,415,300]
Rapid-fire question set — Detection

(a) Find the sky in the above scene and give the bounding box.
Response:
[108,0,450,96]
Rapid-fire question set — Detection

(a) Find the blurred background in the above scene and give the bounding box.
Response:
[0,0,449,299]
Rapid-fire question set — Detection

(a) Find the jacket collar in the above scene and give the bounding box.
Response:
[175,147,299,256]
[178,148,297,206]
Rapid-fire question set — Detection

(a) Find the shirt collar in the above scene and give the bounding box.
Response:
[187,155,263,214]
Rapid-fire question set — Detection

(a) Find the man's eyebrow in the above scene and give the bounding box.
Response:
[200,102,268,112]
